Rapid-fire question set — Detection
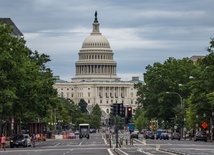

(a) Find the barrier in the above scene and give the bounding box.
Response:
[55,135,63,139]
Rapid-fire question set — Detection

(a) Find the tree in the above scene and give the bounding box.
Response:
[90,104,101,128]
[0,21,58,133]
[136,57,196,129]
[78,99,88,113]
[186,38,214,128]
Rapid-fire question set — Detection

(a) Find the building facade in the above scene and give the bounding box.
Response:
[53,12,140,119]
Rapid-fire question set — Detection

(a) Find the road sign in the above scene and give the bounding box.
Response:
[201,122,208,129]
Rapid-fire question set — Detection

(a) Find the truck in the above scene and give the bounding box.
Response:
[79,123,90,139]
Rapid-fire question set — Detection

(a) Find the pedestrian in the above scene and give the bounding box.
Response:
[130,133,133,145]
[1,133,6,151]
[32,134,36,147]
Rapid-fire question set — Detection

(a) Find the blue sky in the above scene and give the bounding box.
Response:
[1,0,214,81]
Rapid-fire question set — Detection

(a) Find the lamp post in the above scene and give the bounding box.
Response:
[166,91,183,138]
[166,91,183,107]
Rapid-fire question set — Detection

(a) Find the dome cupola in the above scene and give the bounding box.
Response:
[81,11,110,49]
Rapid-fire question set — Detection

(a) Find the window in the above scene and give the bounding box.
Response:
[88,92,90,97]
[100,100,102,104]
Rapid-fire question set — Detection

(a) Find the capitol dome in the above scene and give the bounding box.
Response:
[72,11,120,82]
[82,35,110,49]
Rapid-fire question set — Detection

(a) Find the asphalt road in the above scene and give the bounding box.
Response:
[2,133,214,155]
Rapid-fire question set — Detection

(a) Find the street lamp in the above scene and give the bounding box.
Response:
[166,91,183,107]
[166,91,183,138]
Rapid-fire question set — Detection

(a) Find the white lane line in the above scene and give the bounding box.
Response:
[54,143,60,147]
[107,148,114,155]
[79,139,85,146]
[118,148,129,155]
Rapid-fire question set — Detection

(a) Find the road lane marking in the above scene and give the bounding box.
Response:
[107,148,114,155]
[79,139,85,145]
[118,148,129,155]
[54,143,60,147]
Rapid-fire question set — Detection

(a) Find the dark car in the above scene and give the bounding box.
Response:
[144,131,155,139]
[156,129,167,139]
[171,132,181,140]
[194,131,207,142]
[160,133,169,140]
[10,134,31,148]
[131,131,139,139]
[90,128,96,133]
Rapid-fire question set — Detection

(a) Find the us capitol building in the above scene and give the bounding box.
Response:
[53,12,141,120]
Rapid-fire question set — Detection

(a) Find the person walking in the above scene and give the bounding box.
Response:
[32,134,36,147]
[130,133,133,145]
[1,133,6,151]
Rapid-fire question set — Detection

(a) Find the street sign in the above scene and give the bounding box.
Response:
[201,122,208,129]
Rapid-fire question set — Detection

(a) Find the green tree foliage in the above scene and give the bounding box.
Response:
[0,22,57,124]
[78,99,88,113]
[186,38,214,127]
[90,104,101,128]
[136,57,196,127]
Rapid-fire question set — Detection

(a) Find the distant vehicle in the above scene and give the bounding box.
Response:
[171,132,180,140]
[144,131,155,139]
[68,132,76,139]
[10,134,31,148]
[156,129,167,139]
[74,130,80,135]
[134,130,139,134]
[90,128,96,133]
[160,133,169,140]
[141,129,147,134]
[194,131,207,142]
[79,123,90,139]
[131,131,139,139]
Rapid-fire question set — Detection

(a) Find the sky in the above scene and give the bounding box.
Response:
[1,0,214,81]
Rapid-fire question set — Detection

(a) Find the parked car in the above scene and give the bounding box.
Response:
[160,133,169,140]
[90,128,96,133]
[68,132,76,139]
[134,130,139,134]
[194,131,207,142]
[156,129,167,139]
[10,134,31,148]
[74,130,80,135]
[144,131,155,139]
[131,131,139,139]
[171,132,181,140]
[141,129,147,134]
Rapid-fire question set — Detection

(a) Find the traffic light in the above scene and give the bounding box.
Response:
[119,103,125,117]
[110,104,117,116]
[127,107,132,118]
[126,107,132,123]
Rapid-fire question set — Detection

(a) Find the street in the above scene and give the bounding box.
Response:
[1,133,214,155]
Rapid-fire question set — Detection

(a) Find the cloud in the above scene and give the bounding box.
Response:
[1,0,213,82]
